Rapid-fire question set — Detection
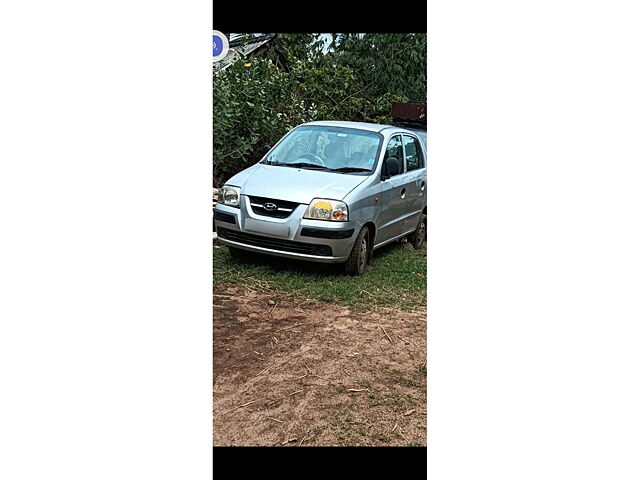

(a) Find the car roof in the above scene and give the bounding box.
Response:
[301,120,416,136]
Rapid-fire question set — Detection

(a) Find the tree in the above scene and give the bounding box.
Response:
[329,33,427,102]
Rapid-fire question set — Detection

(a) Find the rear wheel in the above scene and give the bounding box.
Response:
[408,213,426,249]
[345,227,370,276]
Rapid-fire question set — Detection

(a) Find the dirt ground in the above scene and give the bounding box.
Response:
[213,282,427,446]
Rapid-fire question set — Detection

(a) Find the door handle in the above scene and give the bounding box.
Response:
[420,181,425,191]
[400,188,406,199]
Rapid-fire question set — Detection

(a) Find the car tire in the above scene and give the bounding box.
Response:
[408,213,427,249]
[228,246,244,260]
[345,226,370,276]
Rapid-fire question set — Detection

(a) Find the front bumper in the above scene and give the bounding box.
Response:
[214,198,359,263]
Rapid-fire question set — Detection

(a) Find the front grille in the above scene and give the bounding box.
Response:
[247,196,299,219]
[217,228,333,256]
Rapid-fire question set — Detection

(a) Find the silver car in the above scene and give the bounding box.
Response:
[214,121,427,275]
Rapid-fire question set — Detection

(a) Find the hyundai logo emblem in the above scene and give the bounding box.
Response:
[263,202,277,212]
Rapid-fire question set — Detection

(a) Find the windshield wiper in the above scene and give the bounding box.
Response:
[329,167,372,173]
[282,162,331,170]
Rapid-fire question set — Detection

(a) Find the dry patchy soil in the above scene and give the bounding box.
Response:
[213,283,426,446]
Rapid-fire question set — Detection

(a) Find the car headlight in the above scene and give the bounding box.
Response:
[304,198,348,221]
[219,185,241,207]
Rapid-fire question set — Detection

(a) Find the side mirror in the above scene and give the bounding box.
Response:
[382,156,400,180]
[262,145,272,155]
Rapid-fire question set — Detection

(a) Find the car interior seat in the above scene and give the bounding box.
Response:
[324,139,346,168]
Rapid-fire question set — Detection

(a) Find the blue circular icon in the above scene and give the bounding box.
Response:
[213,35,223,56]
[212,31,229,62]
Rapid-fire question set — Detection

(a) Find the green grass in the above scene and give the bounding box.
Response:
[213,240,426,311]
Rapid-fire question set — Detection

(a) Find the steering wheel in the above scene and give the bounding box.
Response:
[294,153,326,166]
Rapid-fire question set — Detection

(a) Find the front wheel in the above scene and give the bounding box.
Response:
[408,213,426,249]
[345,227,370,276]
[228,246,245,260]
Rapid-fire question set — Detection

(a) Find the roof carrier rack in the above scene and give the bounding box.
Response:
[391,102,426,130]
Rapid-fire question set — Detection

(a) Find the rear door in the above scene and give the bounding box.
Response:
[402,134,427,232]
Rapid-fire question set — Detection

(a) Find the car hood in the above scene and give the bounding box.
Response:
[226,163,368,204]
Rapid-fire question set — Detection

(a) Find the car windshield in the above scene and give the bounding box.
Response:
[261,125,382,173]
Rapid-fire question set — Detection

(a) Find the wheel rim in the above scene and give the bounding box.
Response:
[358,236,368,270]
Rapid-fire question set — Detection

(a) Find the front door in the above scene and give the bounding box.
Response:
[377,135,411,244]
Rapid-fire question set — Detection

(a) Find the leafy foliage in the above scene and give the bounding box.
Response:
[329,33,427,103]
[213,33,426,186]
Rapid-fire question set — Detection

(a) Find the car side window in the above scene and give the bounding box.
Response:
[403,135,424,171]
[384,135,405,175]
